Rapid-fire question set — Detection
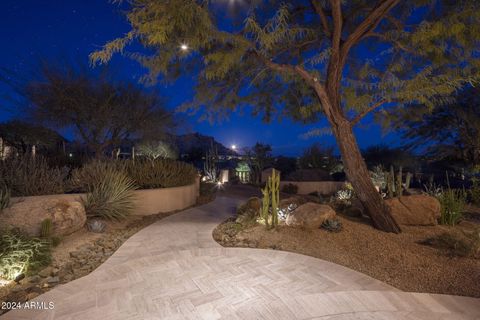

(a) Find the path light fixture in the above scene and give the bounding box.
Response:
[180,43,189,52]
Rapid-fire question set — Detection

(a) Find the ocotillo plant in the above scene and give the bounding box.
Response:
[261,169,280,229]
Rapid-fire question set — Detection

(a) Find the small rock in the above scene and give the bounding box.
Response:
[47,276,59,284]
[14,273,25,283]
[28,275,41,283]
[30,286,44,294]
[39,267,53,278]
[26,292,40,300]
[42,283,49,288]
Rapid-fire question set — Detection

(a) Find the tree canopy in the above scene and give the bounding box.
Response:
[92,0,480,232]
[393,86,480,167]
[25,63,174,157]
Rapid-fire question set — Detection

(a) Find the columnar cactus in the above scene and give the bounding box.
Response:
[261,169,280,229]
[40,218,53,238]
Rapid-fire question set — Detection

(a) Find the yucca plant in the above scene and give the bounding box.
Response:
[69,159,126,192]
[82,169,137,221]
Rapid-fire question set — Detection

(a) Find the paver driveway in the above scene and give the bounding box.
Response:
[2,196,479,320]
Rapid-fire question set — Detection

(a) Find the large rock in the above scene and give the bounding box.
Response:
[1,197,87,236]
[236,197,261,225]
[385,195,441,226]
[286,202,336,228]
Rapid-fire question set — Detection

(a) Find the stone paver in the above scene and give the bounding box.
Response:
[2,196,479,319]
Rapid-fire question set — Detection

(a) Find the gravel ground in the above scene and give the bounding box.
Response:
[213,198,480,298]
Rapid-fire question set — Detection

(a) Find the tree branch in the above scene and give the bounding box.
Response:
[341,0,400,59]
[329,0,343,51]
[364,32,416,54]
[310,0,331,37]
[350,99,386,126]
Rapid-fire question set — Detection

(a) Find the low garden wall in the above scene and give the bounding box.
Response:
[280,181,345,195]
[9,177,200,217]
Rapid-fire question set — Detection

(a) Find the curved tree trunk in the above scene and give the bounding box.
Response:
[331,117,401,233]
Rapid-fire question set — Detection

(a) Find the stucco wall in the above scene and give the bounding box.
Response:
[9,176,200,217]
[280,181,345,195]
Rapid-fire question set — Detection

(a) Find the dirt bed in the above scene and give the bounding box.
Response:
[213,215,480,298]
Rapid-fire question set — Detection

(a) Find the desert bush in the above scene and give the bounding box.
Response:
[469,177,480,205]
[281,183,298,194]
[71,158,197,192]
[69,160,125,192]
[82,169,137,221]
[123,158,197,189]
[0,154,67,196]
[421,229,480,258]
[321,219,343,232]
[0,229,51,280]
[438,188,466,226]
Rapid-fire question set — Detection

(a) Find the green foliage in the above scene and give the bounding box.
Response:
[0,154,67,196]
[124,158,197,189]
[321,219,343,233]
[261,169,280,229]
[40,219,53,238]
[299,143,339,174]
[0,229,51,280]
[0,185,10,210]
[438,188,466,226]
[281,183,298,194]
[82,169,137,221]
[71,158,197,192]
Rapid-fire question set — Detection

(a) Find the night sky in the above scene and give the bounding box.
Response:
[0,0,400,156]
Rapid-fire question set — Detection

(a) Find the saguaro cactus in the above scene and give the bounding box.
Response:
[385,166,412,198]
[41,218,53,238]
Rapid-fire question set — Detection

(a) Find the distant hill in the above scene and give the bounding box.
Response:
[174,133,237,156]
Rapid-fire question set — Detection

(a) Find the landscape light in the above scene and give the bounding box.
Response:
[180,43,189,51]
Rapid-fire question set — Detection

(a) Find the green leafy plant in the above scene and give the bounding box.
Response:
[321,219,343,233]
[438,174,466,226]
[0,154,67,196]
[281,183,298,194]
[82,169,137,221]
[69,160,124,192]
[0,229,51,280]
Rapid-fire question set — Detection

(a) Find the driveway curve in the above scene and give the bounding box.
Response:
[3,196,479,320]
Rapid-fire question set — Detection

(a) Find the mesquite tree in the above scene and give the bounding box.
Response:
[92,1,480,232]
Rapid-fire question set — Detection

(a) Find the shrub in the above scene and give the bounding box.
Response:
[0,185,10,210]
[0,154,67,196]
[82,169,137,221]
[321,219,343,232]
[281,183,298,194]
[0,229,51,280]
[71,158,197,192]
[469,177,480,205]
[123,158,197,189]
[421,229,480,258]
[438,188,466,226]
[69,160,125,192]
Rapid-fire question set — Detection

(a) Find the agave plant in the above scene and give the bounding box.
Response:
[321,219,343,232]
[82,169,137,221]
[87,219,107,233]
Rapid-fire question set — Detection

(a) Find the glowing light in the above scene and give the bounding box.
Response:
[180,43,189,51]
[217,181,223,185]
[231,144,237,150]
[0,279,11,287]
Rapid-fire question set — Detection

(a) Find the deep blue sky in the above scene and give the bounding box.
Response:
[0,0,400,156]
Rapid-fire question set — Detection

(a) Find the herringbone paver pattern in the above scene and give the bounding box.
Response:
[2,197,479,319]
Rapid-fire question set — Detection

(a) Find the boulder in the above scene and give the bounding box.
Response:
[236,197,262,225]
[1,197,86,236]
[385,195,440,226]
[286,202,336,229]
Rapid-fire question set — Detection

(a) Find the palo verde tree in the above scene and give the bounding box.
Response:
[92,1,480,232]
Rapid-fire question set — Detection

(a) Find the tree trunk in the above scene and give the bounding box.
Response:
[331,117,401,233]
